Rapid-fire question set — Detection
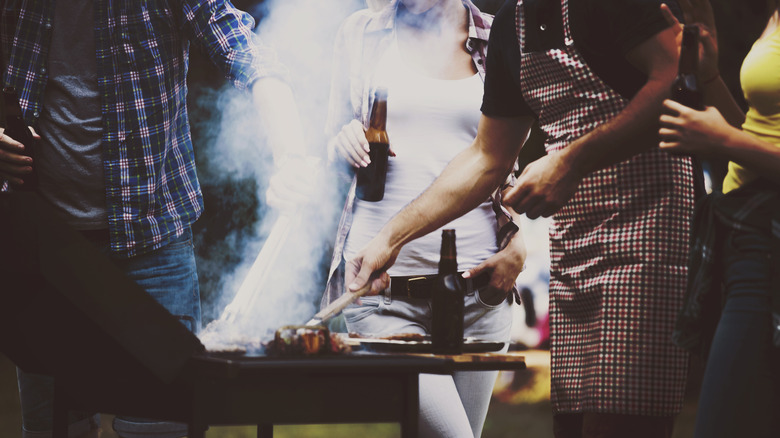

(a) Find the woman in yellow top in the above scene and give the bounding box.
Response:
[659,0,780,437]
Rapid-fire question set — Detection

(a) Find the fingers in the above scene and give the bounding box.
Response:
[463,260,489,279]
[334,120,370,168]
[662,99,688,115]
[659,3,681,28]
[0,132,34,184]
[347,256,375,293]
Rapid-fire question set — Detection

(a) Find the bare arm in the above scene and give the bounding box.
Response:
[659,100,780,185]
[251,77,307,162]
[346,114,534,293]
[504,25,680,218]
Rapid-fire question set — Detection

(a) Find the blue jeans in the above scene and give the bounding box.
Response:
[17,227,201,438]
[343,289,513,438]
[693,228,780,438]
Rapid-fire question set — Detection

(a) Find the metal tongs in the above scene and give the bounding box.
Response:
[305,283,372,327]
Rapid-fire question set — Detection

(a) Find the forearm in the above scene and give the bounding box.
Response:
[562,76,672,176]
[721,128,780,184]
[702,76,745,128]
[252,78,307,162]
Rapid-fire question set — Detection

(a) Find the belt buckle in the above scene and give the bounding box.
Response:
[406,276,427,298]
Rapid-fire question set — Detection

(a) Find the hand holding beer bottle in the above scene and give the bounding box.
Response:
[328,88,394,201]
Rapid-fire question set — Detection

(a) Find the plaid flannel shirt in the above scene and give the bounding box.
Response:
[1,0,287,257]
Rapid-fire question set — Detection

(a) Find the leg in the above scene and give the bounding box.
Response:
[110,228,199,438]
[553,413,582,438]
[451,370,500,437]
[401,374,418,438]
[694,229,775,438]
[345,297,474,438]
[16,368,99,438]
[581,413,673,438]
[456,292,513,437]
[417,374,472,438]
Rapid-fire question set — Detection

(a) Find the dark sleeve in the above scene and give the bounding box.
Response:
[590,0,681,56]
[481,0,534,118]
[572,0,682,99]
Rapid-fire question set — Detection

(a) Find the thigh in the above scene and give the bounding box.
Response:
[112,228,201,333]
[343,295,429,336]
[463,292,513,342]
[418,374,472,438]
[694,228,775,438]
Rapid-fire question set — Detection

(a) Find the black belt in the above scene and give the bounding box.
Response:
[388,272,490,299]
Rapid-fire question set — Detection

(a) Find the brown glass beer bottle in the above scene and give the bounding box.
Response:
[356,87,389,202]
[671,25,704,110]
[432,229,465,354]
[2,87,37,190]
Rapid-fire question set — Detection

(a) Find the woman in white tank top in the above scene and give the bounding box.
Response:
[323,1,528,437]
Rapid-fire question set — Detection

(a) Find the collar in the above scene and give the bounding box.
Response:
[365,0,490,48]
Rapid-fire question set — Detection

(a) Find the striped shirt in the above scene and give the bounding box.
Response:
[1,0,287,257]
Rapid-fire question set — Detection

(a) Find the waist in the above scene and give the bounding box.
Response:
[387,272,489,299]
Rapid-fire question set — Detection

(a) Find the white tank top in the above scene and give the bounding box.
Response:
[344,41,499,276]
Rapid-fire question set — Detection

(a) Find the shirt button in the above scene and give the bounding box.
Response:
[477,59,483,65]
[44,22,52,30]
[40,67,47,74]
[540,24,547,31]
[33,111,40,118]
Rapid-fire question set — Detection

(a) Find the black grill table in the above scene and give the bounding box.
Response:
[180,352,448,438]
[0,192,526,438]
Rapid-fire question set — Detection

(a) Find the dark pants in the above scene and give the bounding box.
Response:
[693,228,780,438]
[553,413,674,438]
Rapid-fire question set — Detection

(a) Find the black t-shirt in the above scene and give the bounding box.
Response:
[481,0,682,117]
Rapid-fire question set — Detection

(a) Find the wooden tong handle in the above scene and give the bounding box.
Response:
[306,283,373,326]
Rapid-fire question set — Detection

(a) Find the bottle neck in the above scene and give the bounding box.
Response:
[678,27,698,77]
[369,99,387,131]
[439,231,457,274]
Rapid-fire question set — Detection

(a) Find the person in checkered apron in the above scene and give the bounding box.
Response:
[345,0,697,437]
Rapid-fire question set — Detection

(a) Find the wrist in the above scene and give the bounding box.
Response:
[700,71,720,87]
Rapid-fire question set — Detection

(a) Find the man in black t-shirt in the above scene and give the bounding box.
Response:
[346,1,695,437]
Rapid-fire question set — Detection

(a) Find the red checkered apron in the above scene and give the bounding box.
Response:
[516,0,693,415]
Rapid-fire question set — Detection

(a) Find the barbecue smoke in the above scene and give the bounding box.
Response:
[196,0,366,348]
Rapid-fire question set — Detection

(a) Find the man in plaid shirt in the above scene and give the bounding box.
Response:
[1,1,307,437]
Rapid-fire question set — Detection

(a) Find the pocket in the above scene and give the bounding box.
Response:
[342,295,382,324]
[474,288,509,310]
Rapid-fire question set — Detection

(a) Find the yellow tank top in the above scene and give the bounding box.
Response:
[722,25,780,193]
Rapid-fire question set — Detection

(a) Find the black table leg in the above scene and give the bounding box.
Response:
[53,380,69,438]
[257,424,273,438]
[401,374,419,438]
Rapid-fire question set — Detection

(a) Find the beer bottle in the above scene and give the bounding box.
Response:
[2,87,37,190]
[671,26,712,195]
[355,87,389,202]
[671,25,703,110]
[432,229,464,354]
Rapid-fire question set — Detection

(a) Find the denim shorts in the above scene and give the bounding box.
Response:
[17,227,200,438]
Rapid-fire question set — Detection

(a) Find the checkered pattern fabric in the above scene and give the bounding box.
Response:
[1,0,287,257]
[516,0,693,416]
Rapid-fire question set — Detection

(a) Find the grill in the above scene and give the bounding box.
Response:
[0,192,524,438]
